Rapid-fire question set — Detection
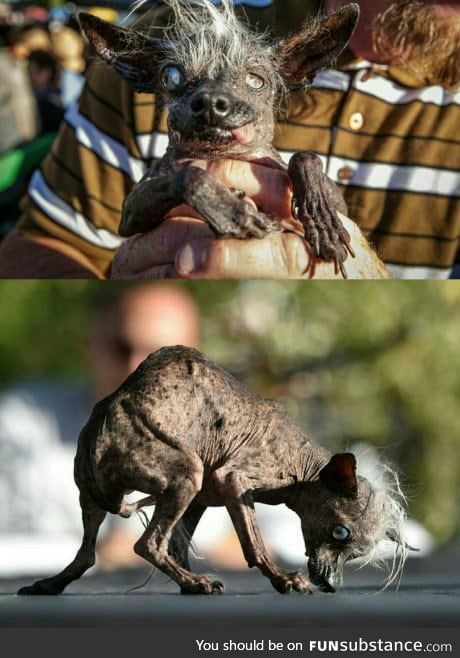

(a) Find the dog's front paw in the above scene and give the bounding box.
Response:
[291,197,353,278]
[271,571,314,595]
[235,201,280,239]
[180,577,224,595]
[288,151,354,278]
[287,570,314,594]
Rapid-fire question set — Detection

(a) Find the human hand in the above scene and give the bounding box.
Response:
[111,216,312,279]
[110,159,390,280]
[111,157,309,279]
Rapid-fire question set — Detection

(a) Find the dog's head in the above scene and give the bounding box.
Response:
[288,453,409,593]
[79,0,359,158]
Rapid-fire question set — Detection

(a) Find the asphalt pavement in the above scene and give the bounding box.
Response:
[1,550,459,629]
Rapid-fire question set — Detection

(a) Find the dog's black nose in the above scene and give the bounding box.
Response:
[190,90,232,123]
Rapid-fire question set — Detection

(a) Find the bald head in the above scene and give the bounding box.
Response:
[88,283,200,400]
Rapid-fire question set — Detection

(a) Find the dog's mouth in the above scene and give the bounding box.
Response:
[196,123,255,143]
[178,121,256,155]
[308,560,340,593]
[231,122,256,145]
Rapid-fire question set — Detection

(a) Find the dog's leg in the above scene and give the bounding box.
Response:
[120,165,280,239]
[133,481,223,595]
[288,151,354,278]
[17,493,106,595]
[119,494,156,518]
[168,499,207,574]
[212,467,313,594]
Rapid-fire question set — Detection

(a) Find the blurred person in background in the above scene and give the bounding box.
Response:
[0,282,203,575]
[27,48,64,135]
[0,14,86,144]
[0,18,50,236]
[48,20,87,109]
[0,280,318,577]
[0,21,51,152]
[0,10,88,237]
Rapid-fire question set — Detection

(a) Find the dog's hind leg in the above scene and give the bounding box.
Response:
[168,499,207,574]
[118,494,156,518]
[113,491,205,575]
[17,493,106,595]
[133,480,222,595]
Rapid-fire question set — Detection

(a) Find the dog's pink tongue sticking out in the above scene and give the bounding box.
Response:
[232,122,256,145]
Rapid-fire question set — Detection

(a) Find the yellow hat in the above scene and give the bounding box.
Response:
[50,25,86,73]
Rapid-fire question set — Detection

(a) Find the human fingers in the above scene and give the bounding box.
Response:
[174,213,385,280]
[175,232,313,279]
[110,217,213,279]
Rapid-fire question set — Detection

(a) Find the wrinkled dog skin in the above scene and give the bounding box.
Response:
[19,346,407,596]
[79,0,360,277]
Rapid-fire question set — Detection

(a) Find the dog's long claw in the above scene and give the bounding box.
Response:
[180,577,225,595]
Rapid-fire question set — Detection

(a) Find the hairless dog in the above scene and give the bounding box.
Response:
[78,0,362,277]
[19,345,410,596]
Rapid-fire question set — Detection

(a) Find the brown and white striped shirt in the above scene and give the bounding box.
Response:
[18,57,460,278]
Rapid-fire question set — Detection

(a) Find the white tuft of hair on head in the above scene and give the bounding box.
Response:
[350,444,411,590]
[124,0,152,23]
[123,0,280,85]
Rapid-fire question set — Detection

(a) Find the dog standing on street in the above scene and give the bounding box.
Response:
[19,345,409,596]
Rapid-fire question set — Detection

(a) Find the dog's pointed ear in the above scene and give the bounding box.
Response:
[274,3,359,90]
[79,12,164,94]
[319,453,358,497]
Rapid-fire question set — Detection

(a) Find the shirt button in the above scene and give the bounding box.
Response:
[349,112,364,130]
[337,166,354,181]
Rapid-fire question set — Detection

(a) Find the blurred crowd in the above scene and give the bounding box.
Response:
[0,3,90,152]
[0,3,89,233]
[0,3,122,235]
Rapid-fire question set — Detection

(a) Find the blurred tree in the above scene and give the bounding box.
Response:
[0,280,459,545]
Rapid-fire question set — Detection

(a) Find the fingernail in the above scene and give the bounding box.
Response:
[177,242,207,274]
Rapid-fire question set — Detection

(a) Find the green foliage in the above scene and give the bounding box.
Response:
[0,280,459,545]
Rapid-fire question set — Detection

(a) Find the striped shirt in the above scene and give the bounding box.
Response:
[18,57,460,278]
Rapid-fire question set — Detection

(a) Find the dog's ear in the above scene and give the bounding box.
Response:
[79,12,164,94]
[319,453,358,497]
[274,3,359,90]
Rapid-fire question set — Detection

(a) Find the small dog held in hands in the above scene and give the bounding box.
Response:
[19,346,410,597]
[79,0,361,277]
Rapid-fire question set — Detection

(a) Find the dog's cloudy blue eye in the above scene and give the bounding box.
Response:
[332,525,350,541]
[161,66,183,91]
[246,72,265,90]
